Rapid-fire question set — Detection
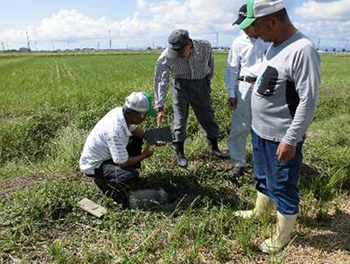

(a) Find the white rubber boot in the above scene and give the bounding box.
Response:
[234,191,274,219]
[259,212,298,254]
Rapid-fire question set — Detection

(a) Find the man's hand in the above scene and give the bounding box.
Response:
[157,107,166,127]
[276,141,296,163]
[155,141,167,147]
[228,97,237,110]
[142,144,154,159]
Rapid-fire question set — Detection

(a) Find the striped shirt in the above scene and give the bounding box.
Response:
[154,39,214,108]
[225,33,270,98]
[79,107,137,175]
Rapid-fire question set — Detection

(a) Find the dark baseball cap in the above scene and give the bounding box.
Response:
[166,29,190,58]
[232,4,247,26]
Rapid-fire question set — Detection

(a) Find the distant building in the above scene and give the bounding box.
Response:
[18,47,30,52]
[147,46,162,50]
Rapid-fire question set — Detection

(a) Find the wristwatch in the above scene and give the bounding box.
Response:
[158,106,165,112]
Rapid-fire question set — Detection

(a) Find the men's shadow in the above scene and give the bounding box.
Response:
[297,209,350,252]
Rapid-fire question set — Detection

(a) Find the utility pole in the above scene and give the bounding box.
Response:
[1,42,4,52]
[317,38,321,51]
[26,30,31,51]
[216,32,219,48]
[109,30,112,50]
[97,41,100,51]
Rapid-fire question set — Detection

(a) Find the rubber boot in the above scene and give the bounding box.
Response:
[173,141,188,168]
[259,212,298,253]
[207,138,230,159]
[234,191,274,219]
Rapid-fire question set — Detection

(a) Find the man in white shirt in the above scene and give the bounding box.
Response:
[225,4,270,176]
[80,92,164,207]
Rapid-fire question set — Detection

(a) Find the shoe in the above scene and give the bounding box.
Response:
[207,138,230,159]
[234,191,274,219]
[231,165,246,177]
[259,212,298,253]
[173,141,188,168]
[209,149,230,159]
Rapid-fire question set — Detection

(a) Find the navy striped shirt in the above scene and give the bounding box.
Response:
[154,39,214,108]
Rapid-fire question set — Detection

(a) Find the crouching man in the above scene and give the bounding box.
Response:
[79,92,164,206]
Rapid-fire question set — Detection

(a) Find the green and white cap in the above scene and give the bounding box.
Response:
[124,92,157,117]
[239,0,285,29]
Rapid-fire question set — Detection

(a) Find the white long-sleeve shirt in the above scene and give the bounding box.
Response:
[225,33,270,98]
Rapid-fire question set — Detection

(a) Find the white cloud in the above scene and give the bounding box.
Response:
[295,0,350,20]
[293,0,350,49]
[0,0,349,50]
[295,19,350,48]
[37,9,109,40]
[0,0,245,50]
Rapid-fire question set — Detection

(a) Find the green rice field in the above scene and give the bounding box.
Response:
[0,51,349,263]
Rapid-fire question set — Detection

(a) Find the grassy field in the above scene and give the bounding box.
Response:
[0,51,349,263]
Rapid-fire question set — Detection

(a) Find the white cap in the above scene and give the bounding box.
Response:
[254,0,285,18]
[124,92,149,113]
[239,0,285,30]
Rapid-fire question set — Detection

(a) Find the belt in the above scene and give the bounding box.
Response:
[238,76,257,83]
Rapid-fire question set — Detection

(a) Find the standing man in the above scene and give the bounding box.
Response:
[154,29,229,167]
[235,0,321,253]
[225,4,270,176]
[79,92,164,207]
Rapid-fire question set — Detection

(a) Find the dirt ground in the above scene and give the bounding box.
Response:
[1,176,349,264]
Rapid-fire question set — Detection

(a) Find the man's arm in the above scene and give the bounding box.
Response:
[279,45,320,162]
[225,39,241,109]
[107,127,153,168]
[207,42,215,80]
[117,150,153,168]
[154,55,171,109]
[132,126,144,138]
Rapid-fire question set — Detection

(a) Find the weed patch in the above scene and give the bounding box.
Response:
[0,109,69,163]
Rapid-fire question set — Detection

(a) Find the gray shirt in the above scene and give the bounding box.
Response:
[154,39,214,108]
[251,31,321,146]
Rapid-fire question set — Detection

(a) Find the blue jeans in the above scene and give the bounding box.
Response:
[252,130,303,215]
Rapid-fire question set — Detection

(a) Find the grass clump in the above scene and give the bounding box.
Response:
[0,109,69,163]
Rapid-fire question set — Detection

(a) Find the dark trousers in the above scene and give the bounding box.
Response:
[172,78,219,143]
[93,136,143,203]
[252,130,303,214]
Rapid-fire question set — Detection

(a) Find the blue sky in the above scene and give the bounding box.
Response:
[0,0,349,51]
